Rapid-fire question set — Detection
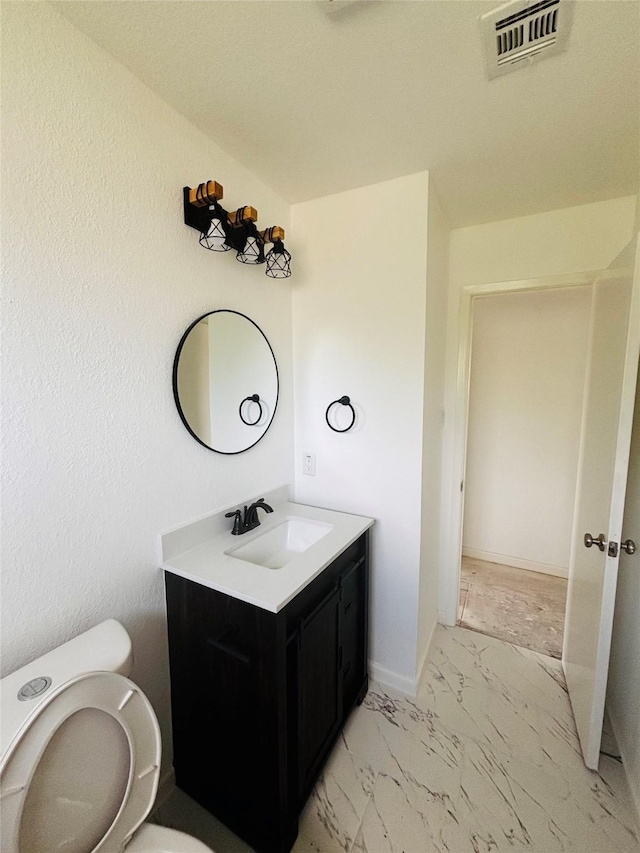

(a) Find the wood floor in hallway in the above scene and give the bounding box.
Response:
[457,556,568,658]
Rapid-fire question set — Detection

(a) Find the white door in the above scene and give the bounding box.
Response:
[563,236,640,770]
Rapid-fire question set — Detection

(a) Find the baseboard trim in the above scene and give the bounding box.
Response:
[369,661,419,697]
[462,547,568,579]
[607,707,640,831]
[369,621,437,699]
[439,608,456,627]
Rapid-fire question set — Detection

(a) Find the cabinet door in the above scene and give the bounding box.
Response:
[165,573,293,853]
[297,584,342,801]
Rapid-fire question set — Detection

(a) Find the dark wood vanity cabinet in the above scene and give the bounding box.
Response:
[164,531,369,853]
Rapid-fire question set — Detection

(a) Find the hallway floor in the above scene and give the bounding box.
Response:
[458,556,568,658]
[153,626,637,853]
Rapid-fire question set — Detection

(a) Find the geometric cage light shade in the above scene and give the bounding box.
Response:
[265,239,292,278]
[236,220,265,265]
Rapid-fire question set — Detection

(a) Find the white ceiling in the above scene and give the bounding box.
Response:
[57,0,639,227]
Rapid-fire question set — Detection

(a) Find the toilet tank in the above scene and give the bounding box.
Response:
[1,619,133,758]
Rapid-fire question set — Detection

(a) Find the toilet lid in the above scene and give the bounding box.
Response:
[0,671,161,853]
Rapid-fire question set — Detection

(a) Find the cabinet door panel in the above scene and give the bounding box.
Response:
[297,584,342,801]
[165,574,289,843]
[340,556,366,711]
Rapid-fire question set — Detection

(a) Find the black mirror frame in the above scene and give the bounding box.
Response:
[172,309,279,455]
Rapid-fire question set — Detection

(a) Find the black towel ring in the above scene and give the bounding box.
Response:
[325,396,356,433]
[239,394,262,426]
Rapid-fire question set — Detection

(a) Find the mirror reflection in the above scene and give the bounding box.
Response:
[173,310,278,454]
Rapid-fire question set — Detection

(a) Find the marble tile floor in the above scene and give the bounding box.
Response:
[458,557,568,659]
[152,625,638,853]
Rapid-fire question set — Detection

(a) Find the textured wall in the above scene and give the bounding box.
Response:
[1,2,293,771]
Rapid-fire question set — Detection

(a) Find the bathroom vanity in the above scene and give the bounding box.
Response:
[160,494,373,853]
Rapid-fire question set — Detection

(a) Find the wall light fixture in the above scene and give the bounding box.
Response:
[183,181,291,278]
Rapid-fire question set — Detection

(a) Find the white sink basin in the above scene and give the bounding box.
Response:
[226,517,333,569]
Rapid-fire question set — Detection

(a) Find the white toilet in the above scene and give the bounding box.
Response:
[0,619,214,853]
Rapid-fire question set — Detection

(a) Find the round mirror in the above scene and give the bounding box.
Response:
[173,310,279,454]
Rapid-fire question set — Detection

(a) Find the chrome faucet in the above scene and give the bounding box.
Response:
[225,498,274,535]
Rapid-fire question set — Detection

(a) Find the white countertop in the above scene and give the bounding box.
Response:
[159,493,373,613]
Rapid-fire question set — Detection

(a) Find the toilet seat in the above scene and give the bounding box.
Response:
[125,823,216,852]
[0,671,161,853]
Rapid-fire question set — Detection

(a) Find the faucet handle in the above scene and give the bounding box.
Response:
[225,509,243,535]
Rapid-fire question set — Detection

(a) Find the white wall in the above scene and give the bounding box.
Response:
[291,172,436,687]
[450,197,637,287]
[440,197,639,619]
[418,183,449,669]
[463,287,591,575]
[0,1,293,772]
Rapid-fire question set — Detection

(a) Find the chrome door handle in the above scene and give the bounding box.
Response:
[584,533,606,552]
[621,539,636,556]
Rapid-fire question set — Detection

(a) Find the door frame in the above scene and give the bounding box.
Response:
[439,267,630,627]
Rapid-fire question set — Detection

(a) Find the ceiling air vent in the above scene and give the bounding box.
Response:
[481,0,574,79]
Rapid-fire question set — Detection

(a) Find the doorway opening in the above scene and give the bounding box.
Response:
[441,251,639,770]
[456,285,591,657]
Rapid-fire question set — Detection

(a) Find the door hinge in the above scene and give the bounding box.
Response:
[608,541,619,558]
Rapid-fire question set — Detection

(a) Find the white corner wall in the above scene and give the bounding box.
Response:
[463,287,591,575]
[440,197,638,619]
[1,1,293,771]
[418,182,449,670]
[291,173,431,687]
